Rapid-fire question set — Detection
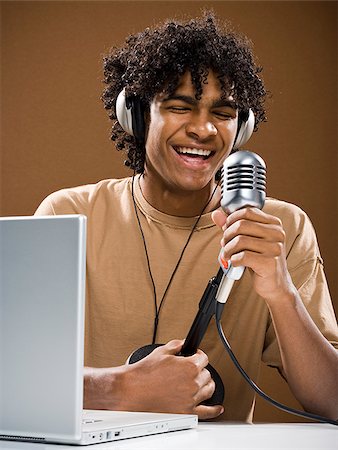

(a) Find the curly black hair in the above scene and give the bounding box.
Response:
[102,11,267,173]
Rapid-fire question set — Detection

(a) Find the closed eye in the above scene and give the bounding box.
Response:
[161,95,194,113]
[168,105,191,113]
[213,109,237,120]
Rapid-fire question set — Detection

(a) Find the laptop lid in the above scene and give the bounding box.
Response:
[0,215,86,443]
[0,215,197,445]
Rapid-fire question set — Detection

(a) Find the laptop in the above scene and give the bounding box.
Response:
[0,215,197,445]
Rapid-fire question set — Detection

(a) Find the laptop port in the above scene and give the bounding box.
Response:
[106,430,120,439]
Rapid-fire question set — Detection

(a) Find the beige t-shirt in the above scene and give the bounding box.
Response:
[35,176,338,422]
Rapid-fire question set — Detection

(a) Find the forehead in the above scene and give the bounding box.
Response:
[159,69,234,102]
[155,69,233,101]
[178,70,222,96]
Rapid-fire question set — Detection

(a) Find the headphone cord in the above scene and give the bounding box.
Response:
[131,173,220,345]
[215,301,338,426]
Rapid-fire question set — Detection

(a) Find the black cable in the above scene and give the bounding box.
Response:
[132,174,220,344]
[151,180,219,343]
[180,268,224,356]
[215,301,338,426]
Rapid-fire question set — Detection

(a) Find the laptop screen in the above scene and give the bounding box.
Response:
[0,215,86,440]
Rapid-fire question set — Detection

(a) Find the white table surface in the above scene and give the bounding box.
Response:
[0,423,337,450]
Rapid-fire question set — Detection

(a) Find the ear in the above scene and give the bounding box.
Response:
[233,109,255,149]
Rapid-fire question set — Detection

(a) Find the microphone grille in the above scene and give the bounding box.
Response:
[225,163,266,192]
[221,151,266,214]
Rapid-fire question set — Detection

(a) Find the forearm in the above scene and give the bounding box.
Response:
[267,288,338,419]
[83,366,127,410]
[83,341,224,419]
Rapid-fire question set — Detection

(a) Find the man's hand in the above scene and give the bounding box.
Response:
[84,340,224,420]
[212,207,295,305]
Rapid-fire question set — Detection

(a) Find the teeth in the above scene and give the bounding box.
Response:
[176,147,211,157]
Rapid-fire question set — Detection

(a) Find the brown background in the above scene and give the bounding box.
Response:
[1,1,337,422]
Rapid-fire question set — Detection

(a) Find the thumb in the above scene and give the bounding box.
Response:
[156,339,184,355]
[211,208,227,228]
[195,404,224,420]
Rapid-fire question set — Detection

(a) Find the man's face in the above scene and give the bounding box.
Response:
[144,70,239,194]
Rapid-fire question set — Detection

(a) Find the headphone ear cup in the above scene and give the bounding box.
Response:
[116,89,146,144]
[233,109,255,149]
[116,89,134,136]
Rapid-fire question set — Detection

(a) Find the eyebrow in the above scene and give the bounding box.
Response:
[161,94,237,110]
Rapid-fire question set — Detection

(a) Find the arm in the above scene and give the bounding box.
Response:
[83,339,224,420]
[34,196,224,419]
[212,207,338,420]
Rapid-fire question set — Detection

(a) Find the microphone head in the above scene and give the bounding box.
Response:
[220,150,266,214]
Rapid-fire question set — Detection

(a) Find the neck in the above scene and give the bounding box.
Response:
[138,174,221,217]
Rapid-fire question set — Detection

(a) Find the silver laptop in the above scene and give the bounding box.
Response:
[0,215,197,445]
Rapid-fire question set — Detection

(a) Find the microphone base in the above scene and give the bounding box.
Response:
[128,344,225,407]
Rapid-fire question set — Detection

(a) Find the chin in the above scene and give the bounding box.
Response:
[174,175,214,192]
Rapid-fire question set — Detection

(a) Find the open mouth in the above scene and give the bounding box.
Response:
[173,146,214,160]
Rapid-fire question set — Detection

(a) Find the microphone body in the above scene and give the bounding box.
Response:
[216,151,266,303]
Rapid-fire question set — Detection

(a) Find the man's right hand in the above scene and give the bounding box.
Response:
[84,339,224,420]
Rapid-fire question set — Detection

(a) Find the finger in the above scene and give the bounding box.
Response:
[211,208,228,228]
[230,250,282,276]
[199,367,213,388]
[194,376,215,405]
[226,207,282,228]
[193,366,213,392]
[222,220,285,246]
[188,349,209,369]
[224,219,285,241]
[194,404,224,420]
[221,236,285,262]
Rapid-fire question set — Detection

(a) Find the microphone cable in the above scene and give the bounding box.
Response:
[215,301,338,426]
[131,172,220,345]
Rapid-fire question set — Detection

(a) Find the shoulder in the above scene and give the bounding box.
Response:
[264,197,320,265]
[35,178,132,215]
[264,197,313,232]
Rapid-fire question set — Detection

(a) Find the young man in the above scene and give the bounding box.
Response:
[35,13,338,422]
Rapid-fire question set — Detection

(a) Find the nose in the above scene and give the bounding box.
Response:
[185,112,217,140]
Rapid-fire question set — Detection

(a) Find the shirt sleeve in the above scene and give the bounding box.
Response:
[262,201,338,368]
[34,187,89,216]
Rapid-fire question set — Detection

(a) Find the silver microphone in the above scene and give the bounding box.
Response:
[216,151,266,303]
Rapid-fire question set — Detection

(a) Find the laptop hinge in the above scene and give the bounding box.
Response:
[0,435,46,442]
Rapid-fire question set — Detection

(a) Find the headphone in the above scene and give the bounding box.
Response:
[116,88,255,148]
